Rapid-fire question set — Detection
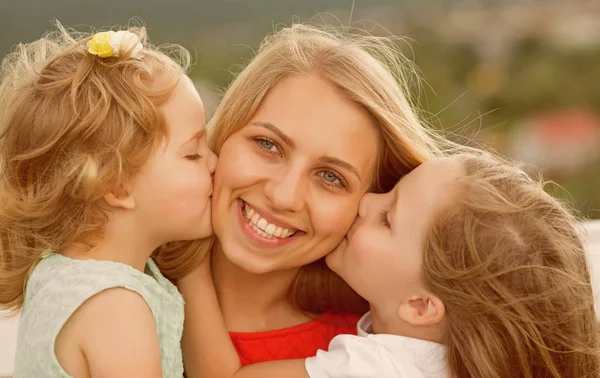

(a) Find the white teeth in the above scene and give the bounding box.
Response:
[242,202,297,239]
[257,218,268,230]
[265,224,276,235]
[252,224,272,239]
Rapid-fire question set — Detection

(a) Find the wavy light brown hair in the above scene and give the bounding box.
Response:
[0,22,194,312]
[423,153,600,378]
[205,23,456,315]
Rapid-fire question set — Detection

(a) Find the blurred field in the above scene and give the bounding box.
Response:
[1,0,598,218]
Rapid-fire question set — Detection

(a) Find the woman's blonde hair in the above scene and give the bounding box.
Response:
[423,153,600,378]
[0,22,194,311]
[207,23,454,314]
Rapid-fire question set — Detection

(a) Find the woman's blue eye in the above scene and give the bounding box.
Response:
[260,139,275,150]
[251,136,280,154]
[319,171,347,188]
[322,172,340,183]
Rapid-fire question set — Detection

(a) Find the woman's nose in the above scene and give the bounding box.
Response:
[263,167,306,212]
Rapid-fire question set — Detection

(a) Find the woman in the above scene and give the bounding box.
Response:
[160,24,451,375]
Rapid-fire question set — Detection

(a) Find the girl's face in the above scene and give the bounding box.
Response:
[211,73,380,274]
[326,157,463,309]
[131,75,217,245]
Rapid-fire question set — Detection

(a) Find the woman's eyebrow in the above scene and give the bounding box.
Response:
[250,121,294,148]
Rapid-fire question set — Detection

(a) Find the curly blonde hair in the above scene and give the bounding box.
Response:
[423,153,600,378]
[0,22,192,311]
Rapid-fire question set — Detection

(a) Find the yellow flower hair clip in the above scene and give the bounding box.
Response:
[86,30,143,58]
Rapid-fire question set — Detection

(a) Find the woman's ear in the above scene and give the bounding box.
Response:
[397,294,445,326]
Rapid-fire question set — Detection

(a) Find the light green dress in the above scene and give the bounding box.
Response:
[14,253,184,378]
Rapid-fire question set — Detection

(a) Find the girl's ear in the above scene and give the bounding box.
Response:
[104,186,136,210]
[398,294,445,326]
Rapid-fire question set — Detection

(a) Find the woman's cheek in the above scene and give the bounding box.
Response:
[215,140,266,189]
[313,196,360,245]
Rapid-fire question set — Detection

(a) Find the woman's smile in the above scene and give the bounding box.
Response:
[236,199,302,250]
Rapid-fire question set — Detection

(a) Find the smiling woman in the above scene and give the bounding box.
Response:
[212,73,380,275]
[177,23,452,374]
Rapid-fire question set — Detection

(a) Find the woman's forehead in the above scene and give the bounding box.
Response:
[249,75,379,160]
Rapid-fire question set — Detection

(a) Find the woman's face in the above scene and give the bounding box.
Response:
[211,73,380,274]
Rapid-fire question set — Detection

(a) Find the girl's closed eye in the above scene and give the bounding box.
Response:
[186,153,203,161]
[380,210,390,228]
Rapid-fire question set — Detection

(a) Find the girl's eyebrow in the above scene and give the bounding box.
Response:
[318,156,360,180]
[389,184,400,228]
[184,130,206,144]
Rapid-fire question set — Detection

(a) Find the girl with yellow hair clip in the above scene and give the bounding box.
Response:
[0,22,216,377]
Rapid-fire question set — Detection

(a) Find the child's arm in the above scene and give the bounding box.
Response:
[180,263,403,378]
[178,258,241,377]
[219,360,309,378]
[56,287,163,378]
[178,260,310,378]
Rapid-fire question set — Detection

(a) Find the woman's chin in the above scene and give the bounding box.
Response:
[221,245,278,275]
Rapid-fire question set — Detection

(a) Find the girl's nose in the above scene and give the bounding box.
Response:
[358,193,377,218]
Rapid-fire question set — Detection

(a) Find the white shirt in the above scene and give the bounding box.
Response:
[305,312,447,378]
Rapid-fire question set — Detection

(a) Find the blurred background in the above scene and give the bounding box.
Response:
[1,0,599,219]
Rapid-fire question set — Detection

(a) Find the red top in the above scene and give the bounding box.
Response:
[229,312,361,366]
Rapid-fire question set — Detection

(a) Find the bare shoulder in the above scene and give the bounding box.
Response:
[56,287,162,378]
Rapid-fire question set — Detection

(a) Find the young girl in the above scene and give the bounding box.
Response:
[0,23,216,377]
[182,152,599,378]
